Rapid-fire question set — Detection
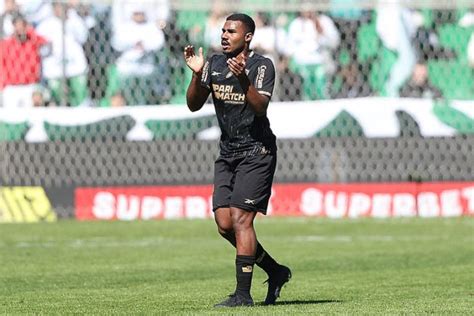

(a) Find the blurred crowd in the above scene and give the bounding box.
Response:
[1,0,473,108]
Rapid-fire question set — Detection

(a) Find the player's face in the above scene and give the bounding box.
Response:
[221,20,251,57]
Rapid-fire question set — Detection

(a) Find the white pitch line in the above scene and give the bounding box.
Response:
[291,235,455,242]
[2,237,221,249]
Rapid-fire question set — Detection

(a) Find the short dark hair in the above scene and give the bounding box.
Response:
[226,13,256,34]
[11,12,27,24]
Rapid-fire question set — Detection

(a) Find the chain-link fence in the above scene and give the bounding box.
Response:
[1,0,473,107]
[2,136,474,187]
[0,1,473,220]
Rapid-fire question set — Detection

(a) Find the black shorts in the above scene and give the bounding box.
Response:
[213,153,277,214]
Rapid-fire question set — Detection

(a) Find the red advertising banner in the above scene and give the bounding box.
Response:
[76,186,214,220]
[75,182,474,220]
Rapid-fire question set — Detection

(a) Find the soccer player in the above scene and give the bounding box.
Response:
[183,13,291,307]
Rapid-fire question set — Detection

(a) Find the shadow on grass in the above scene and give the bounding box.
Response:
[256,299,342,306]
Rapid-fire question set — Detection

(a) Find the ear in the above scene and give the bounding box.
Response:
[245,32,253,42]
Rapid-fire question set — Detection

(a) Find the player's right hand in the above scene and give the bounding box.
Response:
[184,45,204,74]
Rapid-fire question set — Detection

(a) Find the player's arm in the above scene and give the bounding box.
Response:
[227,55,271,116]
[184,45,210,112]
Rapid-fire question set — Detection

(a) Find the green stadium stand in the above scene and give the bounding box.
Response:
[145,115,217,140]
[0,121,30,141]
[44,115,135,141]
[438,23,474,63]
[175,9,208,49]
[169,66,191,105]
[428,60,474,100]
[433,100,474,134]
[356,20,379,63]
[425,21,474,100]
[289,61,327,100]
[396,110,422,137]
[314,110,365,137]
[356,12,398,96]
[47,75,88,107]
[100,65,121,107]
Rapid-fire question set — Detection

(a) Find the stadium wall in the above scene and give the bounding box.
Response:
[1,135,473,221]
[1,2,474,222]
[1,100,473,221]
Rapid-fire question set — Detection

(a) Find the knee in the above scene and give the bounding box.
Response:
[216,220,233,236]
[232,220,251,233]
[231,210,254,232]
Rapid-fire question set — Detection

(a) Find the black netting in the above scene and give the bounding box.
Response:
[1,137,473,187]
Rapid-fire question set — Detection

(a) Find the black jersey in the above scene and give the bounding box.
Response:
[201,51,277,158]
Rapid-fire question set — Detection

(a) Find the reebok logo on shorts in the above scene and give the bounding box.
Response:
[244,199,256,205]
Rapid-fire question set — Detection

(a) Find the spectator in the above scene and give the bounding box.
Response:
[36,1,89,106]
[286,9,340,99]
[251,12,289,60]
[399,64,442,99]
[252,12,276,59]
[16,0,52,27]
[376,1,416,97]
[32,86,52,107]
[331,62,371,98]
[329,0,371,98]
[275,55,303,101]
[109,91,126,107]
[252,11,303,101]
[85,6,114,104]
[0,13,48,108]
[67,0,96,29]
[111,4,169,105]
[1,0,19,38]
[399,18,455,99]
[204,0,228,55]
[111,0,169,31]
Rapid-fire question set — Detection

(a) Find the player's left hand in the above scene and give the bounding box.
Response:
[227,53,247,78]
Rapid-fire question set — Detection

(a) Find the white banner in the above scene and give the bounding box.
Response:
[1,97,473,142]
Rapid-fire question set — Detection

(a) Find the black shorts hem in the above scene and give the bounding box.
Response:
[213,204,230,212]
[229,203,267,215]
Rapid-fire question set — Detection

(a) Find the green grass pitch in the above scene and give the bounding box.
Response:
[1,217,473,314]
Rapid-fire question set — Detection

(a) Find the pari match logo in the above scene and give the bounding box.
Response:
[212,84,245,103]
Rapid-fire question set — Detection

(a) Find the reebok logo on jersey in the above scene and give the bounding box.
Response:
[211,71,221,76]
[244,198,256,205]
[242,265,253,273]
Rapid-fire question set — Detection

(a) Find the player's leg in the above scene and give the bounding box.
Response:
[214,207,290,307]
[215,207,283,277]
[213,155,291,306]
[213,158,254,307]
[213,206,254,307]
[231,153,291,305]
[214,207,235,245]
[230,206,257,301]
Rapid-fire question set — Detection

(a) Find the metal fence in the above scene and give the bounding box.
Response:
[1,136,473,187]
[1,0,473,107]
[1,0,474,184]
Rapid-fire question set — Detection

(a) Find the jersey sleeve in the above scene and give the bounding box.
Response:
[254,58,275,98]
[200,56,212,90]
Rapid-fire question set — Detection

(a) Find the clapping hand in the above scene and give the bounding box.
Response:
[227,52,248,78]
[184,45,204,74]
